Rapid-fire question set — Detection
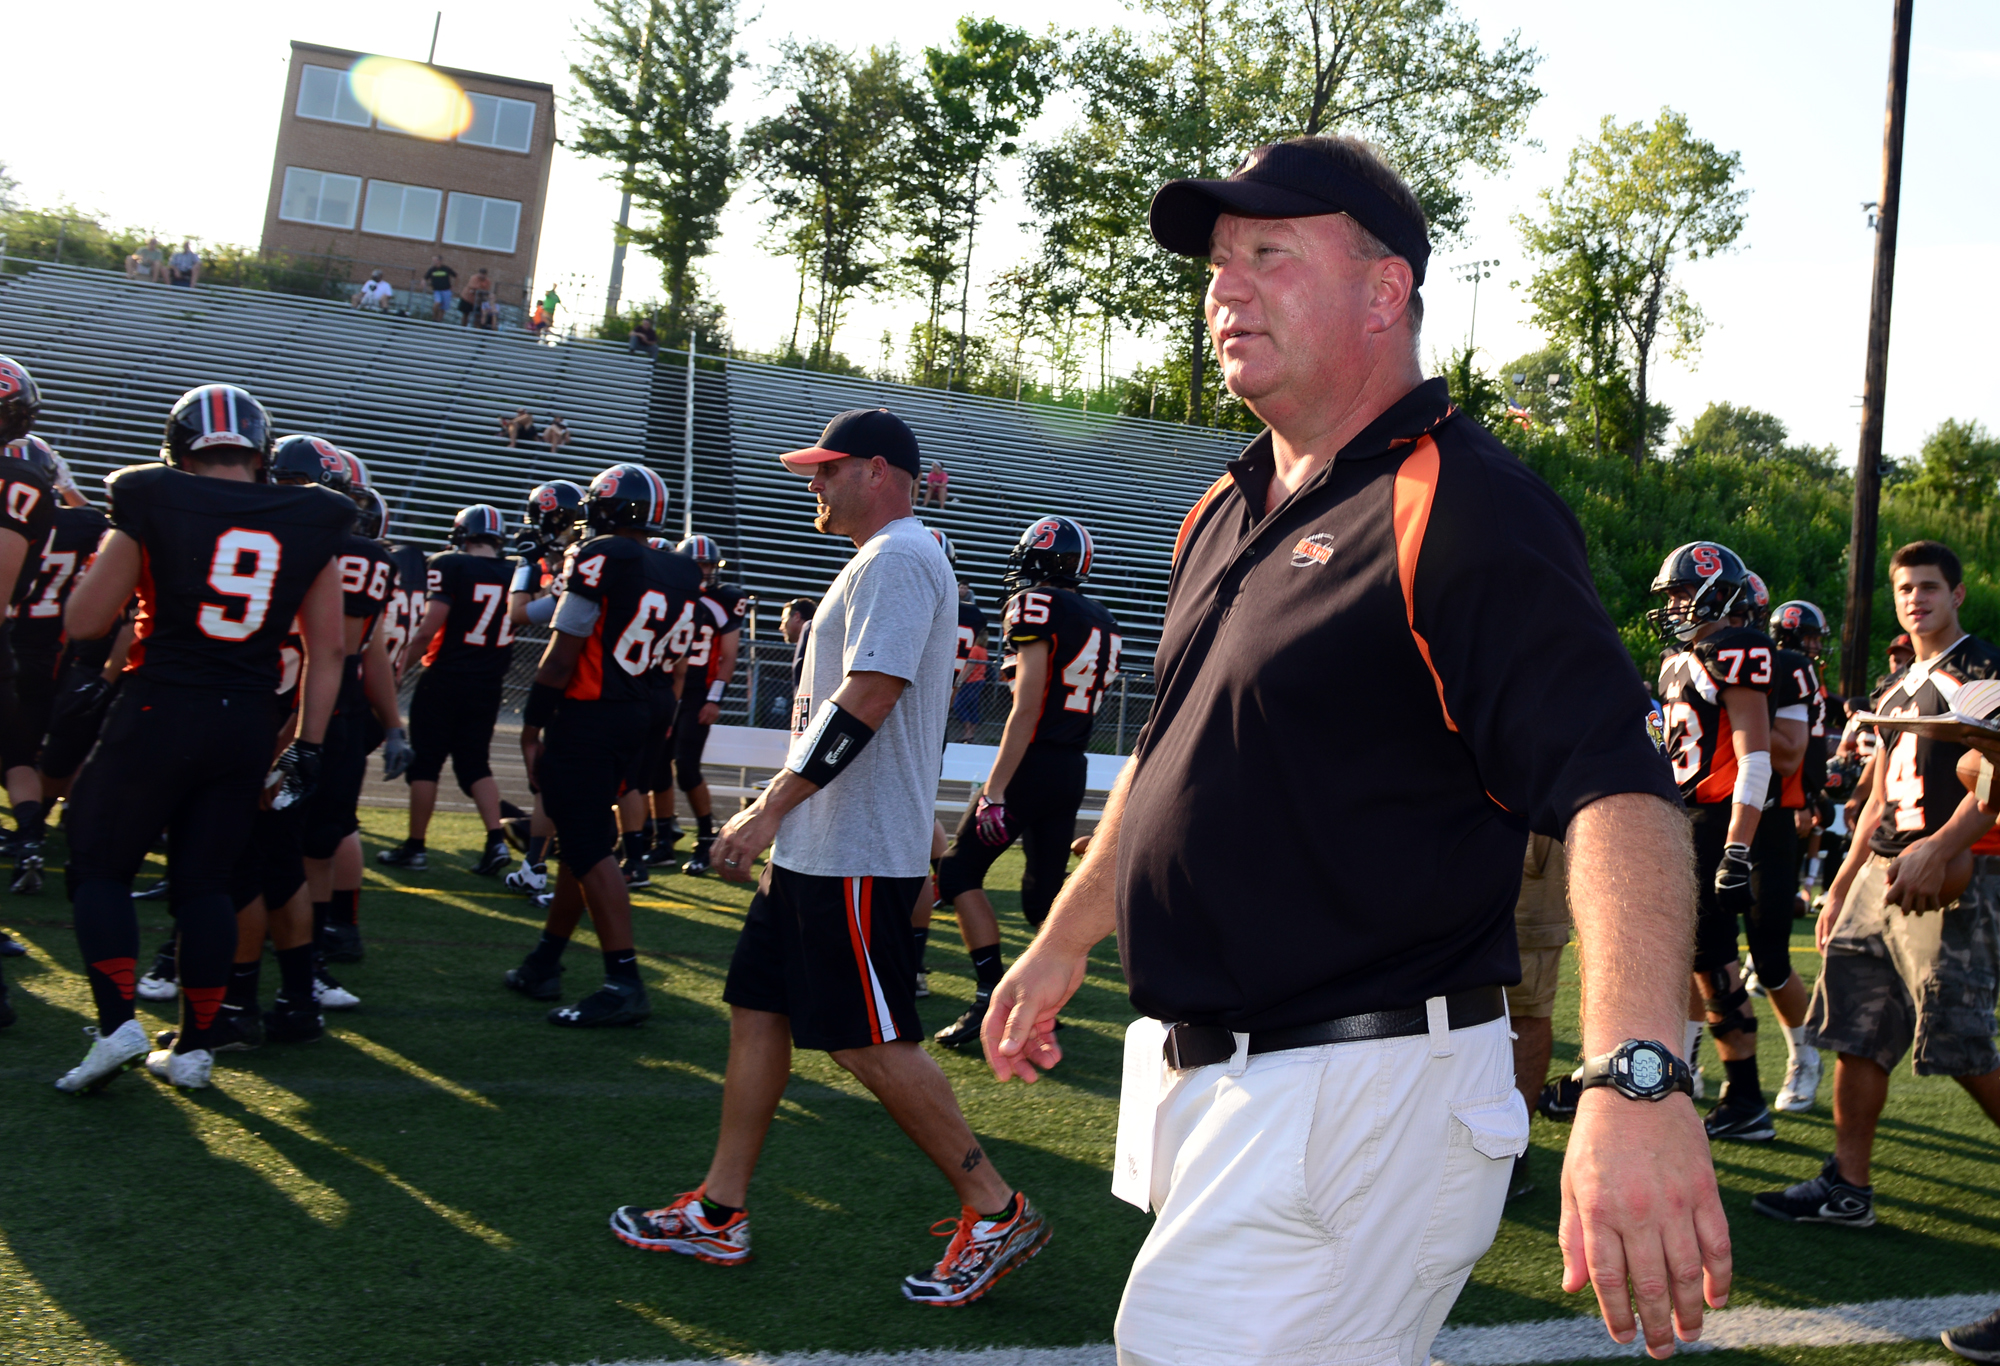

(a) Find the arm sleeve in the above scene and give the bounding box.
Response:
[838,547,936,684]
[1412,438,1683,837]
[550,593,601,637]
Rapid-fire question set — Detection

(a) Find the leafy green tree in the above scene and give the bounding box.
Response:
[569,0,741,341]
[1516,109,1747,469]
[1908,418,2000,508]
[1674,402,1787,462]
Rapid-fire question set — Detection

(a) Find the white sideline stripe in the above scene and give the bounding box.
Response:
[565,1292,1997,1366]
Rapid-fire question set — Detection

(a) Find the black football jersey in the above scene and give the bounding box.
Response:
[1868,634,2000,856]
[954,599,989,688]
[1656,625,1777,806]
[1772,648,1825,809]
[0,462,56,606]
[560,536,703,706]
[106,464,351,691]
[1000,584,1121,750]
[14,503,111,654]
[685,583,746,685]
[377,543,431,675]
[421,551,516,682]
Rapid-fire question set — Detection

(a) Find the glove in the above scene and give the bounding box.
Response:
[380,727,413,782]
[975,796,1011,847]
[50,673,110,724]
[272,740,324,811]
[1714,842,1755,915]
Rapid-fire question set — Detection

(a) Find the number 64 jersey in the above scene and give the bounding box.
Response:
[104,464,352,688]
[558,535,703,705]
[1001,584,1120,749]
[1656,624,1777,807]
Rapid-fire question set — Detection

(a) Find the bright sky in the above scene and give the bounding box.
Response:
[8,0,1996,459]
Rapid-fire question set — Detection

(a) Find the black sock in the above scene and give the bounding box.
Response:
[226,958,262,1009]
[696,814,715,841]
[643,818,657,846]
[14,800,44,841]
[971,944,1004,994]
[526,836,550,866]
[912,925,930,965]
[1722,1056,1761,1103]
[485,828,506,851]
[622,830,648,861]
[979,1191,1020,1222]
[700,1195,742,1222]
[274,945,315,1008]
[329,888,358,926]
[603,947,641,984]
[526,930,568,968]
[73,880,140,1031]
[406,835,426,851]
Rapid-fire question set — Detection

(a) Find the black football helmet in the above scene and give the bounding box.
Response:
[163,384,273,474]
[678,533,725,585]
[586,464,671,534]
[356,486,390,540]
[448,504,507,547]
[1004,515,1093,591]
[1742,570,1772,630]
[1647,541,1750,644]
[270,434,354,493]
[4,434,61,484]
[522,480,586,543]
[0,355,41,445]
[341,449,371,493]
[927,527,956,568]
[1772,600,1829,657]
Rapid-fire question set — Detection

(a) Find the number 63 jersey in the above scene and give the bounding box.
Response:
[559,534,703,705]
[1655,624,1777,807]
[1868,633,2000,856]
[1001,584,1120,749]
[105,464,353,689]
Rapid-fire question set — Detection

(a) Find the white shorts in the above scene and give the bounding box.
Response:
[1116,1015,1524,1366]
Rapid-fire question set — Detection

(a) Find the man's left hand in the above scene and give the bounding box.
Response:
[1562,1089,1732,1358]
[699,701,721,727]
[712,804,780,883]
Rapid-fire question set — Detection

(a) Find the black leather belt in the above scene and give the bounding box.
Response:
[1162,985,1508,1072]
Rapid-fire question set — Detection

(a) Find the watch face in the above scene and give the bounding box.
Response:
[1629,1047,1665,1092]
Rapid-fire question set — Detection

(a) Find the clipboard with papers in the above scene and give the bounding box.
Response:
[1857,678,2000,758]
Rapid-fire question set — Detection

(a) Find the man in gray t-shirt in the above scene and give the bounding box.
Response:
[608,407,1052,1307]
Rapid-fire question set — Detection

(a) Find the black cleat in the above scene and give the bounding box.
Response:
[679,840,714,877]
[262,998,325,1044]
[320,921,364,964]
[548,979,651,1027]
[1944,1308,2000,1363]
[622,855,652,888]
[645,834,680,866]
[376,841,428,870]
[933,997,989,1050]
[1751,1156,1874,1226]
[500,815,533,852]
[1705,1095,1777,1143]
[504,958,565,1001]
[1507,1152,1535,1201]
[0,930,26,958]
[1538,1074,1581,1121]
[471,842,510,877]
[133,877,171,902]
[9,841,42,896]
[206,1006,264,1052]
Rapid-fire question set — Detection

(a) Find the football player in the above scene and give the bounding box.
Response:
[505,465,701,1026]
[0,355,48,1017]
[380,505,516,875]
[618,536,695,889]
[1651,541,1778,1140]
[503,481,588,893]
[55,383,352,1091]
[933,515,1118,1049]
[662,534,743,876]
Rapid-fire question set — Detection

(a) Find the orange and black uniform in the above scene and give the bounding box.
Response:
[1659,625,1777,973]
[1117,378,1678,1032]
[407,550,514,791]
[1743,646,1818,989]
[66,464,348,1041]
[1868,636,2000,859]
[300,533,395,858]
[6,500,108,766]
[936,583,1120,926]
[376,542,431,677]
[540,535,701,873]
[0,461,58,768]
[670,583,746,793]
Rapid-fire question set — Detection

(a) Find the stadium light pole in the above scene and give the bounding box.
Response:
[1453,259,1500,353]
[684,336,696,539]
[1840,0,1914,700]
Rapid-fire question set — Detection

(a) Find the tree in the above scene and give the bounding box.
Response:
[569,0,741,342]
[1910,418,2000,508]
[1674,402,1789,462]
[1517,109,1747,469]
[0,161,18,214]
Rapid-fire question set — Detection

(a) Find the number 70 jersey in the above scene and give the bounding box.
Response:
[103,463,353,690]
[1655,624,1777,806]
[1002,584,1121,750]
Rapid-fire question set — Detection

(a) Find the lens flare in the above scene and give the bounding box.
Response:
[349,55,472,140]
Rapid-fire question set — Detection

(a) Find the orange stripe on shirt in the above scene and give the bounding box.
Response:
[1172,474,1233,567]
[1390,436,1457,733]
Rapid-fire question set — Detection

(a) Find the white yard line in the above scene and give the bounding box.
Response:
[567,1291,1996,1366]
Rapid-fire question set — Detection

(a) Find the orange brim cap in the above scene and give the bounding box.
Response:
[778,446,852,475]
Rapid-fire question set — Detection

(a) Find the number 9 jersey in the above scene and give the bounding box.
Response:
[1655,624,1777,807]
[104,464,353,688]
[1000,583,1120,750]
[558,534,703,705]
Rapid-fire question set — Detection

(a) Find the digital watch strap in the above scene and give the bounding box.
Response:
[1573,1039,1694,1102]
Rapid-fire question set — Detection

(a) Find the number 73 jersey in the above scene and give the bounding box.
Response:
[1001,584,1121,749]
[1655,625,1777,806]
[103,463,353,689]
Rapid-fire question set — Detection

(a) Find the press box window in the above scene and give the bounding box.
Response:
[442,193,521,253]
[279,168,362,229]
[458,93,536,152]
[296,65,371,127]
[362,181,442,241]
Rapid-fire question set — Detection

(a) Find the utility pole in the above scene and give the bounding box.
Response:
[1840,0,1914,700]
[605,1,661,324]
[683,334,696,539]
[426,11,441,64]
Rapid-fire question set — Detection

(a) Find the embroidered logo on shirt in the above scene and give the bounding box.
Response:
[1290,532,1337,568]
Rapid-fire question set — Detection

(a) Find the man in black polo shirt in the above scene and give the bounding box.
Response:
[981,135,1731,1366]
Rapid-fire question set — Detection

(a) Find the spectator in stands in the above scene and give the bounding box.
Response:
[478,294,500,331]
[460,267,492,327]
[921,460,949,508]
[424,256,457,322]
[126,237,166,283]
[629,316,660,356]
[529,302,553,338]
[353,271,395,311]
[166,241,200,288]
[499,409,540,449]
[543,416,570,453]
[539,285,561,327]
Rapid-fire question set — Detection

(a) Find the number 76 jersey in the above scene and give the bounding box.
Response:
[1655,624,1777,806]
[104,463,352,689]
[1001,584,1120,749]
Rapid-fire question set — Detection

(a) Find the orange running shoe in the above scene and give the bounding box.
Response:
[609,1187,751,1265]
[901,1191,1050,1306]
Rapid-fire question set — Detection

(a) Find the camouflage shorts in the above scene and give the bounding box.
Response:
[1806,854,2000,1077]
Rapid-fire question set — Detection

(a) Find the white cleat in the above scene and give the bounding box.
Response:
[146,1046,214,1089]
[1775,1048,1823,1113]
[1743,968,1767,999]
[54,1019,151,1093]
[1691,1066,1706,1101]
[135,973,179,1002]
[505,861,547,894]
[314,975,360,1010]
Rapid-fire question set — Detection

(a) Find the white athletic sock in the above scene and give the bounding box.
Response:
[1684,1019,1704,1065]
[1784,1024,1808,1063]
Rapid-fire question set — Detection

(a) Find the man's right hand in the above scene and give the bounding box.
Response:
[1816,886,1845,953]
[981,939,1088,1083]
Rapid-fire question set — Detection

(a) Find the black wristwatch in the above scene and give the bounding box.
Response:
[1573,1039,1694,1102]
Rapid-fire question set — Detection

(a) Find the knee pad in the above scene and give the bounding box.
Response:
[676,766,704,795]
[934,855,980,903]
[453,761,493,796]
[1701,976,1755,1035]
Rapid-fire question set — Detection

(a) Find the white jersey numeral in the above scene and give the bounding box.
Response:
[198,528,282,641]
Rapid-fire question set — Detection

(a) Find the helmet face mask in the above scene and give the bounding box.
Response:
[1772,600,1830,658]
[522,480,587,549]
[1004,515,1094,593]
[676,533,724,582]
[356,486,390,540]
[1646,541,1749,645]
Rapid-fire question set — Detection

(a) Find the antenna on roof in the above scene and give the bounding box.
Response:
[426,11,441,65]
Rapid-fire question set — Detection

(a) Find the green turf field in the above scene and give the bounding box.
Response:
[1,808,1996,1366]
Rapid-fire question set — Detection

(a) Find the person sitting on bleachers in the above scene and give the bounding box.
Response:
[353,272,395,311]
[499,409,540,449]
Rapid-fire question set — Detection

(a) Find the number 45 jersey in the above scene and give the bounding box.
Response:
[1655,624,1777,807]
[104,463,352,690]
[559,534,703,705]
[1001,584,1120,750]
